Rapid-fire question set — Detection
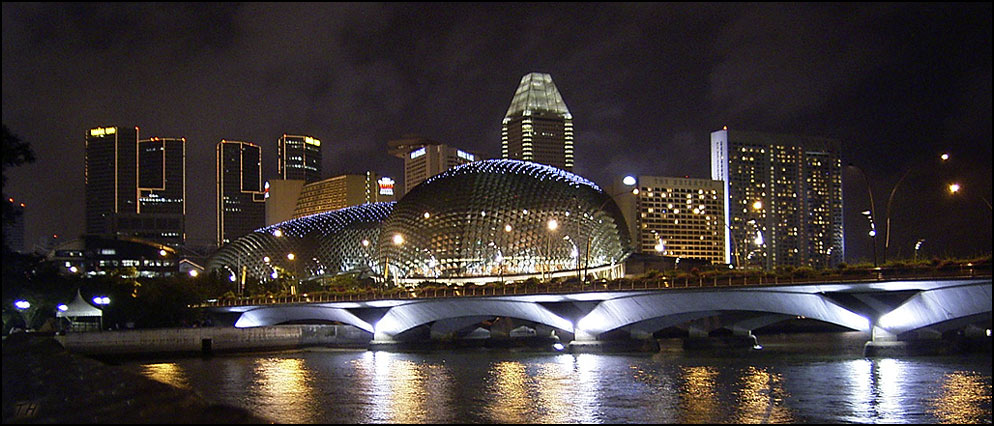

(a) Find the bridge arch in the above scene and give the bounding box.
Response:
[575,290,870,339]
[877,282,992,334]
[234,305,374,333]
[372,299,573,341]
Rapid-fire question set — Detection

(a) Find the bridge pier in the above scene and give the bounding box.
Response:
[568,329,659,353]
[682,319,760,351]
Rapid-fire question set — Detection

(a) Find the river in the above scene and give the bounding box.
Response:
[123,332,991,423]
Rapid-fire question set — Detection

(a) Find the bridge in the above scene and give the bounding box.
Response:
[207,275,992,355]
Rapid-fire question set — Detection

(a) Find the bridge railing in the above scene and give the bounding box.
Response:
[196,263,990,308]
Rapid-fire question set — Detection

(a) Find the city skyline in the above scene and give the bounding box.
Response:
[3,3,991,262]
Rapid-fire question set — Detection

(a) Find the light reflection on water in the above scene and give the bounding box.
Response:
[929,372,992,424]
[129,335,991,424]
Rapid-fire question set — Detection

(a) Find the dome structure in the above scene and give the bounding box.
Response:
[377,159,631,280]
[207,202,394,282]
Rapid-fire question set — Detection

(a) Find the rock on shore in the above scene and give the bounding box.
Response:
[2,334,270,423]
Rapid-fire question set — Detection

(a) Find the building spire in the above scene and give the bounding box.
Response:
[504,73,571,118]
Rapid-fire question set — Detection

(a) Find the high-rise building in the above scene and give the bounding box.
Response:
[4,197,25,253]
[292,172,396,219]
[501,73,574,171]
[388,136,480,195]
[278,134,322,183]
[85,127,188,246]
[614,176,726,264]
[217,140,265,246]
[711,128,844,268]
[85,126,140,236]
[116,137,186,245]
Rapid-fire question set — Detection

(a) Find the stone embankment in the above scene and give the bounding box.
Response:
[55,324,372,357]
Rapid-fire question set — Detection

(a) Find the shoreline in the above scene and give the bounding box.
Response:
[1,334,270,424]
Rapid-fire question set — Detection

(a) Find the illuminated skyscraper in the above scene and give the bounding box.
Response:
[501,73,574,171]
[292,172,396,219]
[123,137,186,245]
[278,134,322,183]
[85,126,139,236]
[711,128,843,268]
[614,176,726,264]
[388,135,480,195]
[217,140,265,246]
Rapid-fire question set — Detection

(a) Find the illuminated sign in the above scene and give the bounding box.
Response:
[89,127,117,137]
[264,181,270,199]
[378,177,395,196]
[410,147,426,159]
[457,150,475,161]
[304,136,320,146]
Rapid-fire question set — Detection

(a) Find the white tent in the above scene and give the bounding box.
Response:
[56,291,103,331]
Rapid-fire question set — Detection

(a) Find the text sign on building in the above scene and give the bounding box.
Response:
[378,177,395,195]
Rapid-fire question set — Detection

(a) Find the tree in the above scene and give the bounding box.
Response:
[2,125,35,252]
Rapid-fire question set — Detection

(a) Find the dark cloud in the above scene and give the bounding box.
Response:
[3,3,990,260]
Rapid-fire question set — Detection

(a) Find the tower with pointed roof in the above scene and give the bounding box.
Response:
[501,73,574,171]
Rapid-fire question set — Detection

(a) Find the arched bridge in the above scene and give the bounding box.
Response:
[210,277,991,350]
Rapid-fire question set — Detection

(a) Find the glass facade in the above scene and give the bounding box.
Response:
[208,159,632,283]
[208,202,395,282]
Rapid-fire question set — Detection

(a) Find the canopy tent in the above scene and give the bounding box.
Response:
[56,291,103,331]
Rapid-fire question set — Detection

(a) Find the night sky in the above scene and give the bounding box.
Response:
[3,3,991,263]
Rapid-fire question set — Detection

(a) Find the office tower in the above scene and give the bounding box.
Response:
[292,172,396,219]
[501,73,574,171]
[614,176,726,264]
[388,136,480,195]
[85,126,140,236]
[3,197,25,252]
[119,137,187,245]
[217,140,265,246]
[278,134,322,183]
[711,128,844,268]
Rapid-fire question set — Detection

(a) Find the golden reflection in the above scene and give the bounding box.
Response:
[252,357,315,424]
[140,362,189,389]
[733,366,793,423]
[677,366,720,423]
[363,352,454,423]
[484,358,590,423]
[929,371,992,424]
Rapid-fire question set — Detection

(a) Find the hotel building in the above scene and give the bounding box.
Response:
[614,176,726,264]
[711,128,843,268]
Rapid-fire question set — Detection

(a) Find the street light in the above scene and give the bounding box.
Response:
[92,296,110,330]
[879,153,950,263]
[947,182,992,210]
[862,210,877,266]
[545,219,559,282]
[914,239,926,263]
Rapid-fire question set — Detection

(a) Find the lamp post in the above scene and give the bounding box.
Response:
[92,296,110,331]
[546,219,558,282]
[914,239,925,263]
[948,182,993,211]
[861,210,877,267]
[881,153,951,263]
[579,176,638,284]
[13,300,32,331]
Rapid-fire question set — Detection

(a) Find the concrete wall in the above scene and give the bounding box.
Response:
[55,325,371,356]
